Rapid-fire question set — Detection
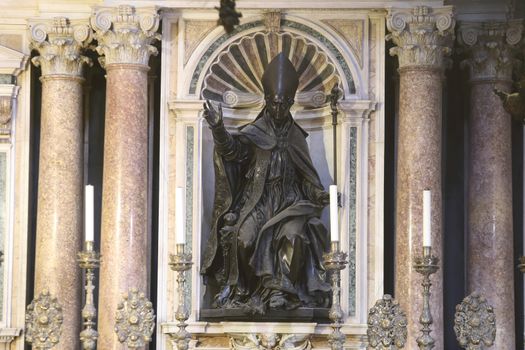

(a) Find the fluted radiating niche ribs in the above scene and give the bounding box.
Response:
[202,32,340,109]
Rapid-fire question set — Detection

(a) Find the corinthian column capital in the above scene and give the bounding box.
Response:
[29,17,93,77]
[458,20,523,83]
[90,5,161,67]
[387,6,455,70]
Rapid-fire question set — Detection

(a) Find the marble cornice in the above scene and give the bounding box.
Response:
[386,6,455,70]
[458,20,523,83]
[0,328,21,344]
[29,17,92,77]
[90,5,161,68]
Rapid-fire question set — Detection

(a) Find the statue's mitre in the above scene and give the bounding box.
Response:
[261,53,299,99]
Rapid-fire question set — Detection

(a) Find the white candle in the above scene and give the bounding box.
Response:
[423,190,431,247]
[176,187,185,244]
[329,185,339,242]
[85,185,94,242]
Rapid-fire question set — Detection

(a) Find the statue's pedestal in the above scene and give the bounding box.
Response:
[200,308,330,323]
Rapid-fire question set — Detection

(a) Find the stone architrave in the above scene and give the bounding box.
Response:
[386,6,455,350]
[29,16,92,350]
[458,20,523,350]
[90,5,160,349]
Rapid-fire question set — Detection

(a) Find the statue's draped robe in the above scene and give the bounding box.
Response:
[202,111,330,311]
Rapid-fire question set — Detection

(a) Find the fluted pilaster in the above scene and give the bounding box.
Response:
[29,17,92,350]
[458,20,523,350]
[387,6,455,350]
[91,5,159,349]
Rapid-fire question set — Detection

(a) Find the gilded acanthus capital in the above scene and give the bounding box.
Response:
[458,20,523,83]
[90,5,161,67]
[386,6,455,70]
[29,17,92,77]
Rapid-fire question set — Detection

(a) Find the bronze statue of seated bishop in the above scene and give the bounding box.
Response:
[201,53,331,317]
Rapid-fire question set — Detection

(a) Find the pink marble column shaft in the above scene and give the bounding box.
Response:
[458,21,522,349]
[91,6,160,349]
[467,81,515,349]
[29,17,92,350]
[395,68,444,349]
[35,76,84,350]
[387,6,455,349]
[97,64,150,349]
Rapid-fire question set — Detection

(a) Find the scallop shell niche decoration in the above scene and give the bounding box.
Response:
[202,32,341,109]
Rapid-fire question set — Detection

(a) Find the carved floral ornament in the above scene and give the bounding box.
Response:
[229,333,311,350]
[367,294,407,350]
[25,289,63,350]
[458,20,523,82]
[29,17,92,77]
[454,292,496,350]
[386,6,455,69]
[90,5,161,67]
[114,288,156,349]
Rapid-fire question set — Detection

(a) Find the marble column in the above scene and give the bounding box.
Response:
[387,6,454,350]
[91,5,160,349]
[458,21,523,349]
[29,18,92,349]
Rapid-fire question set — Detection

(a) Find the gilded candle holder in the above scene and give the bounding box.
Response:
[169,243,193,350]
[323,241,348,350]
[413,246,439,350]
[77,240,101,350]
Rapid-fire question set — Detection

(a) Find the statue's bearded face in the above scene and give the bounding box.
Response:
[266,95,294,123]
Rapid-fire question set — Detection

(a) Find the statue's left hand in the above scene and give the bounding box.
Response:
[317,191,330,206]
[316,190,343,207]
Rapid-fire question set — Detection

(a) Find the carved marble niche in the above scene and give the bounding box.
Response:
[201,32,341,109]
[160,10,383,350]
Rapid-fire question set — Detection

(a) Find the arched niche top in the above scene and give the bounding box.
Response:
[188,18,358,101]
[201,32,340,109]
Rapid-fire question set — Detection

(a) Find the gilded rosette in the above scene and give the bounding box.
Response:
[367,295,408,349]
[25,290,63,349]
[454,293,496,350]
[115,288,156,349]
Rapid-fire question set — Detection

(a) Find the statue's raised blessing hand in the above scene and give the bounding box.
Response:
[203,100,223,128]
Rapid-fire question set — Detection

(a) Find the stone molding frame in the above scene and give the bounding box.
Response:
[0,42,27,349]
[0,328,21,350]
[181,13,367,100]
